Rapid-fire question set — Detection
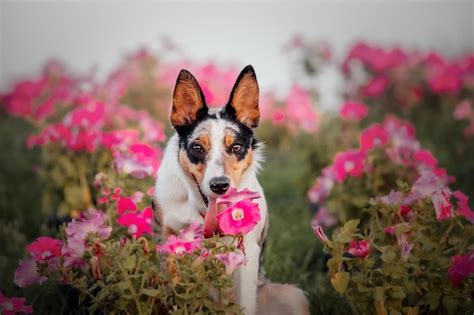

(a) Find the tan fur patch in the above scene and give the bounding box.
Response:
[224,149,254,187]
[197,135,211,152]
[171,71,205,127]
[224,134,235,148]
[230,71,260,127]
[179,150,206,184]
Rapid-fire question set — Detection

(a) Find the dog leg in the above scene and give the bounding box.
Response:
[235,240,260,315]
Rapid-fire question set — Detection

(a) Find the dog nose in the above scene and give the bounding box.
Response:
[209,176,230,195]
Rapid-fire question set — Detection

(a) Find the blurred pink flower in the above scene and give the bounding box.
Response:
[453,190,474,223]
[215,252,247,274]
[0,292,33,315]
[117,207,154,238]
[414,149,438,168]
[311,207,337,228]
[359,123,388,152]
[116,197,138,215]
[339,101,368,122]
[362,75,389,98]
[26,237,63,262]
[412,171,453,220]
[66,211,112,243]
[333,149,365,182]
[14,258,47,288]
[113,143,162,178]
[285,85,319,133]
[347,240,371,258]
[307,166,336,204]
[216,199,261,236]
[453,100,472,120]
[157,222,203,255]
[156,235,192,255]
[427,64,463,94]
[449,251,474,287]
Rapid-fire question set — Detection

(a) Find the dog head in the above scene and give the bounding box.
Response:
[170,65,262,198]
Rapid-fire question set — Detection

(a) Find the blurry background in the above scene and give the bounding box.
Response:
[2,1,473,93]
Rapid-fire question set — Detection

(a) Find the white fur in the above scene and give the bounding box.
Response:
[155,120,267,315]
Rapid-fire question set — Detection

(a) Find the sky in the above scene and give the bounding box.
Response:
[1,1,473,94]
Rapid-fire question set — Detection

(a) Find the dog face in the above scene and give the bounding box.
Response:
[170,65,261,197]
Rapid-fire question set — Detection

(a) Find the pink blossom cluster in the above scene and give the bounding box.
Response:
[115,196,154,238]
[159,62,239,106]
[260,85,319,133]
[308,115,452,227]
[342,42,474,98]
[1,61,76,121]
[24,93,165,178]
[157,222,204,255]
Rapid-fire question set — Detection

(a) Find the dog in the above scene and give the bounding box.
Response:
[154,65,309,315]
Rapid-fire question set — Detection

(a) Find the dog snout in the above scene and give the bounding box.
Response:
[209,176,230,195]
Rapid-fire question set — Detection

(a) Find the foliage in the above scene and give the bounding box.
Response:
[315,173,474,314]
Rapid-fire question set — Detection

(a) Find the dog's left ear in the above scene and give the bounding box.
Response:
[226,65,260,128]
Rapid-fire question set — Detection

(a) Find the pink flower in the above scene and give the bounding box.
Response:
[285,85,319,133]
[339,101,368,122]
[63,98,105,129]
[216,199,261,236]
[62,239,87,268]
[272,109,286,125]
[412,171,453,220]
[0,292,33,315]
[117,207,154,237]
[307,166,336,204]
[215,252,247,274]
[333,150,366,182]
[116,197,138,215]
[363,76,389,98]
[157,235,193,255]
[157,222,203,255]
[359,124,388,152]
[66,211,112,243]
[449,251,474,287]
[311,207,337,228]
[312,225,329,243]
[113,143,162,178]
[26,237,63,262]
[216,188,261,207]
[427,64,463,95]
[414,149,438,168]
[453,100,472,120]
[453,190,474,223]
[14,258,47,288]
[347,240,371,258]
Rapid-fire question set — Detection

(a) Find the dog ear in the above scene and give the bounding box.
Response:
[226,65,260,128]
[171,69,208,128]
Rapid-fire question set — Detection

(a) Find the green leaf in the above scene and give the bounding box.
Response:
[330,272,350,294]
[142,288,161,297]
[123,255,136,271]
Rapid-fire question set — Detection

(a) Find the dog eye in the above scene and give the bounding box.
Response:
[190,144,204,154]
[231,143,243,153]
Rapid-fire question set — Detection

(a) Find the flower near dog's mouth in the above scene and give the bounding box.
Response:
[203,188,261,237]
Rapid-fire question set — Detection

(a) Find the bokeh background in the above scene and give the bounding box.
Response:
[1,1,473,314]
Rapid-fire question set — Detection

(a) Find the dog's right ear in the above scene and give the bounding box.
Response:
[171,69,208,129]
